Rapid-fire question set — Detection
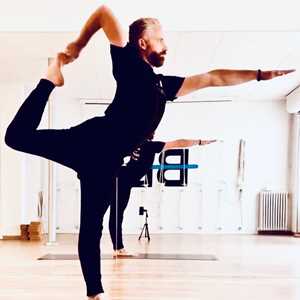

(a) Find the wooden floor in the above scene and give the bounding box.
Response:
[1,233,300,300]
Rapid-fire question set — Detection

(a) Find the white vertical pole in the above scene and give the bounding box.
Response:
[0,124,2,239]
[47,161,57,245]
[289,113,300,234]
[295,114,300,233]
[46,57,57,245]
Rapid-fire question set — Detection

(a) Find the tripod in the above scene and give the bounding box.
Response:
[138,209,150,241]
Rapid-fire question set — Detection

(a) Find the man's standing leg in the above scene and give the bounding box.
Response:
[78,171,115,298]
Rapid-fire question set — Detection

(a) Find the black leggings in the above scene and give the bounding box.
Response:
[5,79,124,296]
[109,164,150,250]
[109,168,132,250]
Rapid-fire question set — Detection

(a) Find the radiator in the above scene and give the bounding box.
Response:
[257,191,291,232]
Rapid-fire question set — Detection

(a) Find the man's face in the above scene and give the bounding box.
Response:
[140,25,168,67]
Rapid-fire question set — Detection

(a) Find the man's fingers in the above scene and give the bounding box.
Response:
[65,42,80,59]
[283,69,296,74]
[275,69,295,76]
[263,69,295,80]
[202,140,218,144]
[57,52,75,65]
[198,139,218,146]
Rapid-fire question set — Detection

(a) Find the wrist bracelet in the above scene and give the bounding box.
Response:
[256,69,261,81]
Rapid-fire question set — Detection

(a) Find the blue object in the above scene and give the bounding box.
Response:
[151,164,198,170]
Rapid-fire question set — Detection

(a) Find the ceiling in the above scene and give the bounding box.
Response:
[1,0,300,32]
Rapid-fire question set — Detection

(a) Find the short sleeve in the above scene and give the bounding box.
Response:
[110,44,124,58]
[159,75,185,101]
[110,44,126,80]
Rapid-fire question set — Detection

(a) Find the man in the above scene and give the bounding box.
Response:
[5,4,293,300]
[109,136,217,257]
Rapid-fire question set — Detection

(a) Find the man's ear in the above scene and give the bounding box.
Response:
[138,38,147,50]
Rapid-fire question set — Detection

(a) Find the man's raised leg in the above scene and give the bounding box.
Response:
[5,52,78,170]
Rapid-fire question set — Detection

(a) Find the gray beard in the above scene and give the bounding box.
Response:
[148,52,165,67]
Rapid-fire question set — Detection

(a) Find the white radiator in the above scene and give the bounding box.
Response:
[257,191,291,232]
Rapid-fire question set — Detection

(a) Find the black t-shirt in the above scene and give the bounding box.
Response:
[105,43,184,154]
[119,141,165,184]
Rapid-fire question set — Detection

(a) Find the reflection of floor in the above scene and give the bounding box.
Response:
[39,253,217,261]
[1,233,300,300]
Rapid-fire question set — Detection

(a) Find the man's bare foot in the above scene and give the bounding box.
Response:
[113,248,135,258]
[44,53,67,87]
[87,293,108,300]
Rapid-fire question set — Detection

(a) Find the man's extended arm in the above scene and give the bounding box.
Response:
[65,5,127,59]
[176,69,295,97]
[162,139,217,151]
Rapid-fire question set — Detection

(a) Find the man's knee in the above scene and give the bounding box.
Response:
[4,125,26,151]
[4,126,18,149]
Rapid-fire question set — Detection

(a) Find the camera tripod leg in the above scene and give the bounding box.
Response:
[138,224,146,240]
[139,223,150,241]
[145,224,150,241]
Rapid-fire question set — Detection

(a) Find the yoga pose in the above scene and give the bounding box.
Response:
[109,136,216,257]
[5,4,293,300]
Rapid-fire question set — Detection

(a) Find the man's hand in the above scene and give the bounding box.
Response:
[200,139,217,145]
[261,69,295,80]
[63,5,126,62]
[177,69,296,97]
[65,42,82,60]
[57,52,75,65]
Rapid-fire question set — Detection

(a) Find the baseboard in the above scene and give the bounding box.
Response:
[2,235,20,240]
[257,230,293,236]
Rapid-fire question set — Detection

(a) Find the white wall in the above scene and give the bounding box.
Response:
[157,100,290,233]
[0,84,27,236]
[0,82,50,236]
[54,99,287,235]
[1,0,300,31]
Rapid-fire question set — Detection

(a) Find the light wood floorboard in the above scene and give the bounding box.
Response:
[1,234,300,300]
